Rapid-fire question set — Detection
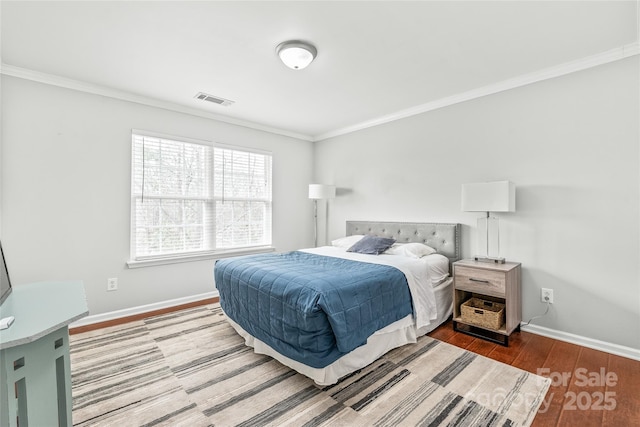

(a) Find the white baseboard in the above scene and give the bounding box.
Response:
[521,323,640,362]
[70,291,219,328]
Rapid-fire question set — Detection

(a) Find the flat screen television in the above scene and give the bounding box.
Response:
[0,240,12,306]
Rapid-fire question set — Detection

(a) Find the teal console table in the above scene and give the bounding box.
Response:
[0,281,88,426]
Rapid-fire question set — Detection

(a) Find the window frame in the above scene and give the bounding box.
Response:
[127,130,274,268]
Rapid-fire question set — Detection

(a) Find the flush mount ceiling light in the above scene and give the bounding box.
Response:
[276,40,317,70]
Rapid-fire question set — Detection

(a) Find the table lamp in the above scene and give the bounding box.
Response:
[461,181,515,263]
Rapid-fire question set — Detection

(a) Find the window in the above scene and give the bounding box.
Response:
[130,131,272,264]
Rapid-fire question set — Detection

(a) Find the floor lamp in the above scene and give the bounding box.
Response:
[461,181,515,263]
[309,184,336,247]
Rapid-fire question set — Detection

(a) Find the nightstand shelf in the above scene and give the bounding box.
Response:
[452,259,521,346]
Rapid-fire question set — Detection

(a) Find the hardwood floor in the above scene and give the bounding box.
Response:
[428,321,640,426]
[69,297,219,334]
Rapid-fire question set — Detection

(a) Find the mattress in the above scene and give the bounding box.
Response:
[215,250,413,367]
[220,246,454,385]
[224,276,453,385]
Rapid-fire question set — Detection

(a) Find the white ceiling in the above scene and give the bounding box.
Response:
[1,1,638,140]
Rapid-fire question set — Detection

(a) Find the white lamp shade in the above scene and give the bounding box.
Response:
[309,184,336,199]
[461,181,515,212]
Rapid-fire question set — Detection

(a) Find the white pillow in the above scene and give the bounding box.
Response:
[385,242,437,258]
[331,235,364,248]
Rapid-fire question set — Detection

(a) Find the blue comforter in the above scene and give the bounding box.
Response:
[214,251,413,368]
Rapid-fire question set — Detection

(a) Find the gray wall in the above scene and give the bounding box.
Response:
[1,76,314,315]
[2,56,638,351]
[314,56,640,350]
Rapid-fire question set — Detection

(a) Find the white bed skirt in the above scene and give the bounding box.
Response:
[223,277,453,385]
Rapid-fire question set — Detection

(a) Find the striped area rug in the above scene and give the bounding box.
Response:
[70,304,550,426]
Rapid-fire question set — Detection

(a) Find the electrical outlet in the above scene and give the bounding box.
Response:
[107,278,118,292]
[541,288,554,304]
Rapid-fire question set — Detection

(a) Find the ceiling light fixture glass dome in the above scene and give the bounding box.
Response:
[276,40,317,70]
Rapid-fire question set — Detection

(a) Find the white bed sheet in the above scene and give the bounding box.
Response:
[221,247,454,385]
[300,246,445,330]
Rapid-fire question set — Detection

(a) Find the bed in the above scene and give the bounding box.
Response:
[214,221,461,385]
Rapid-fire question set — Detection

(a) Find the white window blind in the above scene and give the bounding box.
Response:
[131,132,272,261]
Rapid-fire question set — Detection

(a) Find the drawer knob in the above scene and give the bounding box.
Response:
[469,278,490,283]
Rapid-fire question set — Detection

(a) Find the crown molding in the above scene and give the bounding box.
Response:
[313,41,640,142]
[0,63,314,142]
[2,40,638,144]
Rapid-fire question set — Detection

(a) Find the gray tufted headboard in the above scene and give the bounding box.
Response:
[346,221,461,264]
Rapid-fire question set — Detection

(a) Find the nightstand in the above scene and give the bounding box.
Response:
[452,259,522,346]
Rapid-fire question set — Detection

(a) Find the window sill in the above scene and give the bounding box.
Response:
[127,246,276,269]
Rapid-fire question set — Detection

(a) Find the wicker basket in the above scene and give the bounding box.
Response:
[460,297,505,330]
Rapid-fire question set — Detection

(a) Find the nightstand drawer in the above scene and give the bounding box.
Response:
[455,266,506,296]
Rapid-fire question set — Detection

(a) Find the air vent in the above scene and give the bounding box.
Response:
[194,92,235,107]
